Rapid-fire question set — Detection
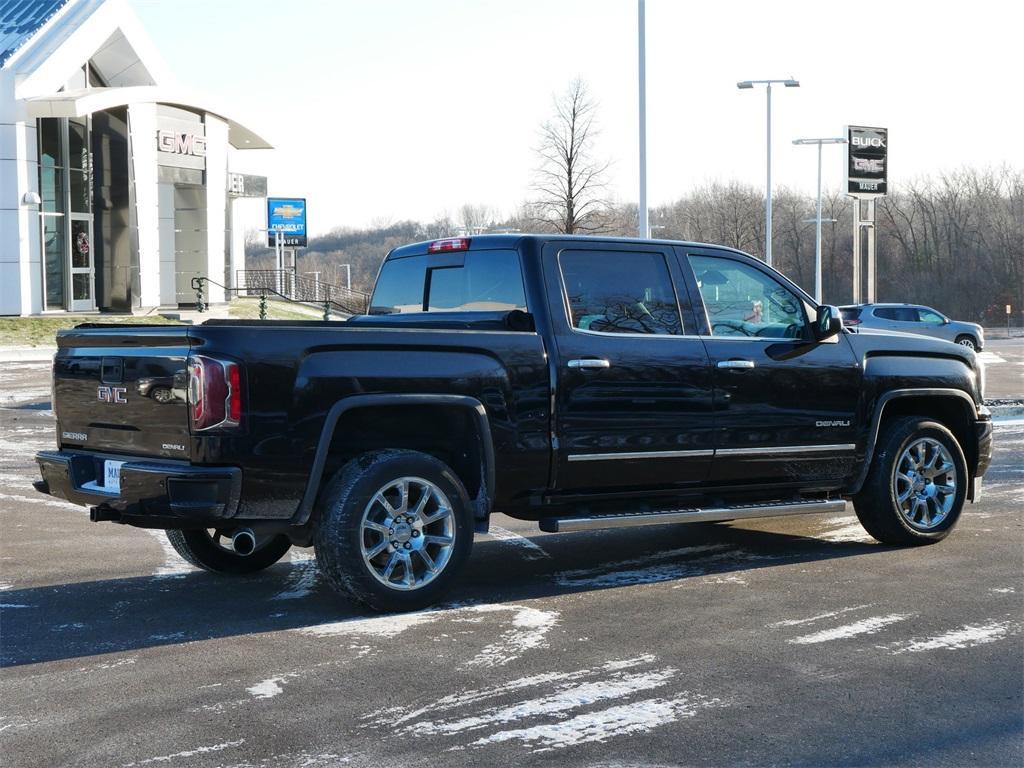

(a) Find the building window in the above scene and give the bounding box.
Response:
[37,116,92,311]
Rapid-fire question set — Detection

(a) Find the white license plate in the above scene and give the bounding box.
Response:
[103,460,125,494]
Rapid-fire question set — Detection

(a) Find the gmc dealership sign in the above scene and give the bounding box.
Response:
[846,125,887,197]
[155,115,207,172]
[157,129,207,157]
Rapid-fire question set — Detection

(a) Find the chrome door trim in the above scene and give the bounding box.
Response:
[567,448,715,462]
[716,443,856,456]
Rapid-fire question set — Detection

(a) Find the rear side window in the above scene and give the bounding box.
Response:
[559,250,682,335]
[370,250,527,314]
[875,307,916,322]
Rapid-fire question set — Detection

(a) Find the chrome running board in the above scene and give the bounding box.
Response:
[539,499,847,533]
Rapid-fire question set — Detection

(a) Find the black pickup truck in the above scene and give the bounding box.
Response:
[35,235,993,611]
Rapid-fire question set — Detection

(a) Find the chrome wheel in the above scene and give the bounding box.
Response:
[956,337,976,351]
[360,476,456,591]
[892,438,957,531]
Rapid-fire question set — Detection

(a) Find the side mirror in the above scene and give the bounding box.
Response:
[813,305,843,341]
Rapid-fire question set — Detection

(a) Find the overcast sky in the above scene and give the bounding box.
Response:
[132,0,1023,235]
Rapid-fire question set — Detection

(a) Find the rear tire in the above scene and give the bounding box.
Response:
[314,450,474,612]
[165,528,292,574]
[853,416,967,545]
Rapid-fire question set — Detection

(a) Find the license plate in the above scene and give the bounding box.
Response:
[103,460,125,494]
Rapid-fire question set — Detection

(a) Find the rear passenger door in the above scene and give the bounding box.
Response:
[542,241,715,493]
[679,248,862,487]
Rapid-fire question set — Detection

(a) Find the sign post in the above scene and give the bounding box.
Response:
[1007,304,1012,338]
[845,126,887,303]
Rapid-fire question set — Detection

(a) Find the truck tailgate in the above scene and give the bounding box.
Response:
[53,325,193,460]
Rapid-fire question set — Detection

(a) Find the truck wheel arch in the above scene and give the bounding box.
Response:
[293,394,495,526]
[851,388,978,496]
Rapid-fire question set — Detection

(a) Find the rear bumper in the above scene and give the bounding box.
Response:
[35,450,241,523]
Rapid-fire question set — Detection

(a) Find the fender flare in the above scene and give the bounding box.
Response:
[292,393,495,525]
[849,387,978,495]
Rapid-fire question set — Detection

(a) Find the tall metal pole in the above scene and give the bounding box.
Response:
[793,137,846,304]
[637,0,648,239]
[765,83,772,268]
[814,141,823,303]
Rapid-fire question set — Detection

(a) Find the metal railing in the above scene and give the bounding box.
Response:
[190,275,363,321]
[236,270,369,316]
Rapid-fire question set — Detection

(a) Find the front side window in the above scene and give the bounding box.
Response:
[917,308,945,324]
[370,249,527,315]
[559,250,682,335]
[688,255,806,339]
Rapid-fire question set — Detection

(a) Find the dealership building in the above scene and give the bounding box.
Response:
[1,0,270,316]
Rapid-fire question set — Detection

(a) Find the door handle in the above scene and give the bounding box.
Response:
[717,359,755,369]
[568,358,611,370]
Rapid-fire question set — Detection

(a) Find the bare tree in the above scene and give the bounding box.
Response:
[530,79,612,234]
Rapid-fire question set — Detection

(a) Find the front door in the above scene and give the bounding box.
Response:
[68,216,95,311]
[543,241,715,493]
[680,248,862,487]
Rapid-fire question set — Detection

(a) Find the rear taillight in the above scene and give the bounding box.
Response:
[188,355,242,431]
[428,237,471,253]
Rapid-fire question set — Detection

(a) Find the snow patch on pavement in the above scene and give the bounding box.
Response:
[768,604,874,628]
[123,739,245,766]
[816,516,873,543]
[463,605,560,667]
[462,693,723,752]
[788,613,913,644]
[884,619,1020,654]
[554,544,773,589]
[246,677,286,699]
[272,549,319,600]
[487,525,551,559]
[143,529,196,577]
[298,602,561,667]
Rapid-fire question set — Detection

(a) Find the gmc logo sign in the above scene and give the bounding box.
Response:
[156,129,207,158]
[98,386,127,403]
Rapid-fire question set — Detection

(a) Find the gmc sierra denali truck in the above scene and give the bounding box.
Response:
[35,235,993,611]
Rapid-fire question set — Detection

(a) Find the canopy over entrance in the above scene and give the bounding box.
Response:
[26,85,272,149]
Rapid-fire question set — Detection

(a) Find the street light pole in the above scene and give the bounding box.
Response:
[637,0,648,239]
[792,137,847,303]
[737,78,800,268]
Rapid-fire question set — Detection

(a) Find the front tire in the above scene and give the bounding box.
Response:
[955,335,977,351]
[165,528,292,574]
[853,416,968,545]
[314,450,474,612]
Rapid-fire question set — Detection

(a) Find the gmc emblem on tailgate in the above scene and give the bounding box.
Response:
[98,386,127,403]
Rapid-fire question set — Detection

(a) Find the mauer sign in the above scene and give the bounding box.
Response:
[846,125,887,196]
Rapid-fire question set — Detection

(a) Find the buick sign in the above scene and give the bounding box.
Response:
[846,126,888,197]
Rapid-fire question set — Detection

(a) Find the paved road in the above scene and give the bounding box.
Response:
[1,362,1021,767]
[979,337,1023,401]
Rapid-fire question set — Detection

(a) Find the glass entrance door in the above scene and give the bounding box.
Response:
[69,215,95,311]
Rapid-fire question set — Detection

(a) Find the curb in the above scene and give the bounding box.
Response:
[1,346,57,362]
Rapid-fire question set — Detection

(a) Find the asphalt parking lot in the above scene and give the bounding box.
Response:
[1,348,1021,768]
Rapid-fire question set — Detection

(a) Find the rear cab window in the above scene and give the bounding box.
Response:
[370,249,527,315]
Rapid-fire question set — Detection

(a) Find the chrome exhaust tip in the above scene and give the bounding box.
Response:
[231,528,257,556]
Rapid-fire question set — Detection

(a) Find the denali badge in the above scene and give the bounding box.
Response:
[98,386,127,403]
[162,443,186,452]
[62,431,88,441]
[816,420,851,428]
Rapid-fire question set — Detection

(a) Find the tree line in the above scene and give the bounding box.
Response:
[246,78,1022,324]
[246,165,1022,323]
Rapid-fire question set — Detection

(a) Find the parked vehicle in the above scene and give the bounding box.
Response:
[839,303,984,351]
[36,235,993,611]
